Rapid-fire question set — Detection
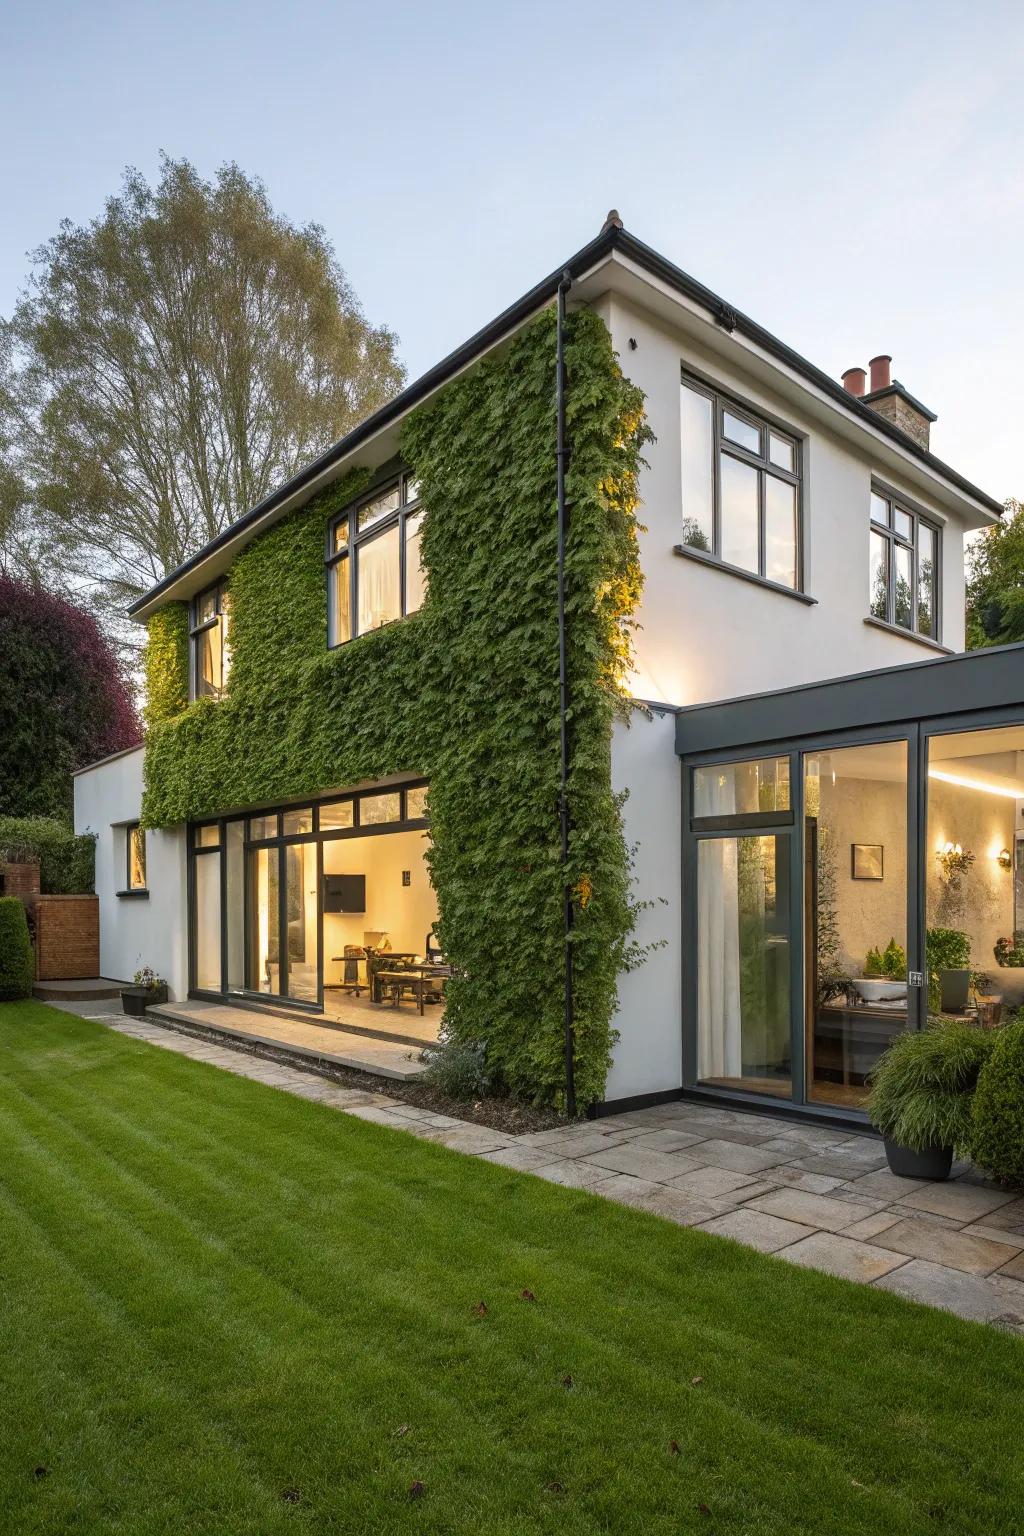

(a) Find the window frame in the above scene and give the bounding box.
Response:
[868,484,941,642]
[326,473,424,648]
[679,369,804,593]
[189,580,231,701]
[126,822,147,892]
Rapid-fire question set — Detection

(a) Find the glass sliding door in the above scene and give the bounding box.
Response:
[225,819,245,994]
[926,724,1024,1020]
[803,741,909,1107]
[696,834,792,1096]
[248,845,281,995]
[193,842,222,992]
[284,839,319,1003]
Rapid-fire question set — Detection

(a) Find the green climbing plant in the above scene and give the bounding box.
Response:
[141,307,652,1106]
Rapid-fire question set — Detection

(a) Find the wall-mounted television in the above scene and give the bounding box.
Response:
[323,874,366,913]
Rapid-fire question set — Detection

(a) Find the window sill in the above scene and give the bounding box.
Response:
[116,889,150,900]
[673,544,816,605]
[863,616,952,655]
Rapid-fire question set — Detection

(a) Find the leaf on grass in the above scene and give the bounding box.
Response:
[545,1481,566,1495]
[521,1288,537,1302]
[669,1440,680,1456]
[562,1375,574,1389]
[280,1488,301,1504]
[698,1502,711,1517]
[394,1425,411,1438]
[472,1301,488,1317]
[691,1376,704,1386]
[409,1480,425,1501]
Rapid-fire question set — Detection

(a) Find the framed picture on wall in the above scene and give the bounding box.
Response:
[851,843,884,880]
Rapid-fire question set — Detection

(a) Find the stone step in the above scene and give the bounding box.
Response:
[147,1002,427,1081]
[33,976,125,1002]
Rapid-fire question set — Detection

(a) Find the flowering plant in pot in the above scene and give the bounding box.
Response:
[120,966,168,1015]
[867,1021,994,1180]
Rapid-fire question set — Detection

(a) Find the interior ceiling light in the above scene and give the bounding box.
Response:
[928,767,1023,800]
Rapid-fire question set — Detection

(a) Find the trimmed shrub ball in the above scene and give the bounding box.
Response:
[971,1017,1024,1187]
[0,896,35,1001]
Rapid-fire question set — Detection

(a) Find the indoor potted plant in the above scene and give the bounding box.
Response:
[120,966,168,1015]
[925,926,971,1013]
[867,1020,994,1180]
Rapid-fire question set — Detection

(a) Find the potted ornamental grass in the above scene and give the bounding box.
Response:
[867,1020,994,1180]
[120,966,168,1016]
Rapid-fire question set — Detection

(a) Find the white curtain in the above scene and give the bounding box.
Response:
[696,772,742,1080]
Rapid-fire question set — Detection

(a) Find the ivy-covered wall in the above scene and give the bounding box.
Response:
[142,307,650,1105]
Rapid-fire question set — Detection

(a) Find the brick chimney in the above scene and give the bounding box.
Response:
[842,354,937,451]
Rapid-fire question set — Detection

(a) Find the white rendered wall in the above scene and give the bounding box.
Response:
[599,291,974,1102]
[600,293,970,711]
[73,748,188,998]
[606,708,683,1102]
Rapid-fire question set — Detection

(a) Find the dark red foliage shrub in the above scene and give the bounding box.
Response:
[0,574,140,817]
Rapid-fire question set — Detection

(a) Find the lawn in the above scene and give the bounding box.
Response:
[1,1003,1022,1536]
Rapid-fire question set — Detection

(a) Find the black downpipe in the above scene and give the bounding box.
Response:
[556,270,576,1119]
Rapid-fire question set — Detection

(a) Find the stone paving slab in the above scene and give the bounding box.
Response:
[744,1189,878,1233]
[94,1014,1024,1331]
[874,1219,1022,1276]
[697,1208,818,1254]
[780,1232,910,1283]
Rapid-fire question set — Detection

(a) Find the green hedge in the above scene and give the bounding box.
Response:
[0,897,35,1000]
[142,308,651,1106]
[0,816,96,894]
[971,1018,1024,1185]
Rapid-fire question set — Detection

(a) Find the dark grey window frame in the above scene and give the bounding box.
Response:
[186,779,430,1005]
[117,821,148,899]
[326,473,424,648]
[679,369,805,593]
[868,483,941,643]
[189,580,231,701]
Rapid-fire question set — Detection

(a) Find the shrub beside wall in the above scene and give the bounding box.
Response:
[0,817,96,894]
[0,897,35,1000]
[142,308,651,1106]
[971,1017,1024,1186]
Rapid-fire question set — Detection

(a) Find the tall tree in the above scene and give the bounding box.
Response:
[0,574,140,818]
[0,157,404,624]
[967,499,1024,648]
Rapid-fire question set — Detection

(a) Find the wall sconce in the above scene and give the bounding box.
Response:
[997,848,1013,871]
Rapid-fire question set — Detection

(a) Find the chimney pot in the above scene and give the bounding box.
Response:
[869,354,892,393]
[842,366,867,398]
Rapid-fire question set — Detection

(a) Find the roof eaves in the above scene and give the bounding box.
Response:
[130,221,1003,619]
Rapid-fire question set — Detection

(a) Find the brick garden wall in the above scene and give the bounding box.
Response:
[33,896,100,981]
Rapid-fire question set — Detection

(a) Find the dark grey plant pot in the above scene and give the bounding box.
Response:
[121,984,168,1016]
[883,1137,953,1181]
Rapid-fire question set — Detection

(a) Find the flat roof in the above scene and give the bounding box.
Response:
[130,220,1004,622]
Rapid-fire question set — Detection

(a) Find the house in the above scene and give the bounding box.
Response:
[74,214,1022,1126]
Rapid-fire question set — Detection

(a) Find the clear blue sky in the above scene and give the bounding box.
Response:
[3,0,1021,499]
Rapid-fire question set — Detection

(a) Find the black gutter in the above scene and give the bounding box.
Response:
[130,221,1003,617]
[556,269,576,1119]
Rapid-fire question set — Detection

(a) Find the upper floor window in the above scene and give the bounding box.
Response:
[680,374,802,591]
[868,490,939,640]
[190,582,232,700]
[327,474,425,647]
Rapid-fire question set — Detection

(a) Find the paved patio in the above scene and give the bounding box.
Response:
[100,1012,1024,1333]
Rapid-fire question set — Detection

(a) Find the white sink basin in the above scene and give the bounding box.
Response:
[851,977,907,1003]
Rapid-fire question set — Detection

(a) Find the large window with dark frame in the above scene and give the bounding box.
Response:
[327,475,426,646]
[868,489,939,640]
[679,373,802,591]
[190,581,232,700]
